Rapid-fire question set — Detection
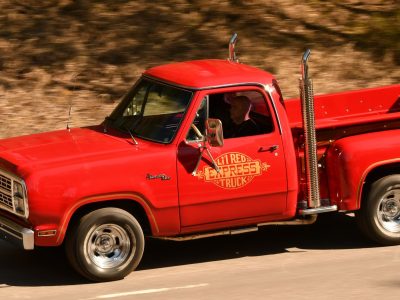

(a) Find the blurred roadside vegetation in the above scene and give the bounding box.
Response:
[0,0,399,138]
[350,4,399,64]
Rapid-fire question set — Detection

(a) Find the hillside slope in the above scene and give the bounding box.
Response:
[0,0,398,138]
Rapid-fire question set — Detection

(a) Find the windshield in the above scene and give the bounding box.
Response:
[108,78,193,143]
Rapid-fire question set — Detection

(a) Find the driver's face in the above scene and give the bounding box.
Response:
[230,99,246,124]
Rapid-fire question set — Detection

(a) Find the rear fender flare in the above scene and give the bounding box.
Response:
[357,159,400,209]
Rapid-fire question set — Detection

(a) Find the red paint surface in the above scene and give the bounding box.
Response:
[0,59,399,246]
[144,59,275,89]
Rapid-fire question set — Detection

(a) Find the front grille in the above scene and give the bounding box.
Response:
[0,173,11,192]
[0,191,12,208]
[0,173,13,210]
[0,169,28,218]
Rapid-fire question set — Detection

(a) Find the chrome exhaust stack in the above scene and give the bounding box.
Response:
[228,33,238,62]
[299,50,337,215]
[299,49,320,209]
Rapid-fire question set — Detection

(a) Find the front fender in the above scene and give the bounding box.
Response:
[26,151,180,246]
[54,193,159,246]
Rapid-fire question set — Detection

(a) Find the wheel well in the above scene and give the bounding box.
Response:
[360,163,400,207]
[65,199,152,241]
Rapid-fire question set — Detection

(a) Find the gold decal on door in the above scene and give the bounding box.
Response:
[196,152,270,189]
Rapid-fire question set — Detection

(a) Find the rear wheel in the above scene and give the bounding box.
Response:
[356,175,400,245]
[65,207,144,282]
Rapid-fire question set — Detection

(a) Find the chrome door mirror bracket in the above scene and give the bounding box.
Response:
[191,118,223,176]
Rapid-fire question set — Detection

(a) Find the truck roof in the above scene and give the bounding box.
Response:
[144,59,275,90]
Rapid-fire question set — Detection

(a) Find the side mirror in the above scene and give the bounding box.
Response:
[206,118,224,147]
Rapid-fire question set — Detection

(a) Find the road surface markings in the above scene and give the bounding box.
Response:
[89,283,209,299]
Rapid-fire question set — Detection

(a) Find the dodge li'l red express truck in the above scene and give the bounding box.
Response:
[0,35,399,281]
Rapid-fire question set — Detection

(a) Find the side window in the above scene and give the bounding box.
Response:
[209,91,274,139]
[186,96,208,141]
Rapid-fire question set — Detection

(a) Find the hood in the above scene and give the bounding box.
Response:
[0,126,137,175]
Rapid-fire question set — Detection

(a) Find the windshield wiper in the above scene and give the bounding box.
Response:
[124,126,139,145]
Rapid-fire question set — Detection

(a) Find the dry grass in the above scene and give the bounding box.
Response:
[0,0,399,138]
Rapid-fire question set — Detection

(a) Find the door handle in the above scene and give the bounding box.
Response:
[259,145,279,152]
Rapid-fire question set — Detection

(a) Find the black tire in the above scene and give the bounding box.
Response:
[355,174,400,245]
[65,207,144,282]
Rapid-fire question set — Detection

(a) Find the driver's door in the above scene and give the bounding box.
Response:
[177,88,288,230]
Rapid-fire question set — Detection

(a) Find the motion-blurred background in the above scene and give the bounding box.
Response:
[0,0,398,138]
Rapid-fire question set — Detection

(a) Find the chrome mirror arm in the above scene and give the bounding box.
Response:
[191,142,220,176]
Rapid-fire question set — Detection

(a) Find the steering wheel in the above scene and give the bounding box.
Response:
[191,123,203,139]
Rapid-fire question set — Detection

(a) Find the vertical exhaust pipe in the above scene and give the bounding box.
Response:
[299,49,321,208]
[228,33,238,62]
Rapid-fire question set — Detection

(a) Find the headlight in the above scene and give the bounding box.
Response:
[13,181,27,216]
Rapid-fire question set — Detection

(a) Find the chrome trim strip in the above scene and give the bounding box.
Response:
[0,215,34,250]
[143,75,268,91]
[265,84,283,135]
[196,82,268,91]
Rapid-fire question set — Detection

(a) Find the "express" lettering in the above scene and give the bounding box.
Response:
[204,161,261,181]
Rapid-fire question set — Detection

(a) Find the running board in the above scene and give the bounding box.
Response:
[151,215,318,242]
[154,227,258,241]
[298,205,338,216]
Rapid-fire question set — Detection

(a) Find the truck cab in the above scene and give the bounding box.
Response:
[138,60,298,231]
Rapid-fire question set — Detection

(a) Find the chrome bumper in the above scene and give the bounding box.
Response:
[0,215,34,250]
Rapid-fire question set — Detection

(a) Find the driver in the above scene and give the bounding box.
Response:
[229,95,259,138]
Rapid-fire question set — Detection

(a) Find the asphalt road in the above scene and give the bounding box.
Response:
[1,214,400,300]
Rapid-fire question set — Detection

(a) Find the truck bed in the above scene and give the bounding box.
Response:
[284,84,400,141]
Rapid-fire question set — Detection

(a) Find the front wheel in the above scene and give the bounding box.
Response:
[356,175,400,245]
[65,207,145,282]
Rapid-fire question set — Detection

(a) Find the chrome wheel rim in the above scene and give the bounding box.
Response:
[85,224,134,269]
[377,189,400,233]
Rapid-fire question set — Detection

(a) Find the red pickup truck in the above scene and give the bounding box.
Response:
[0,36,399,281]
